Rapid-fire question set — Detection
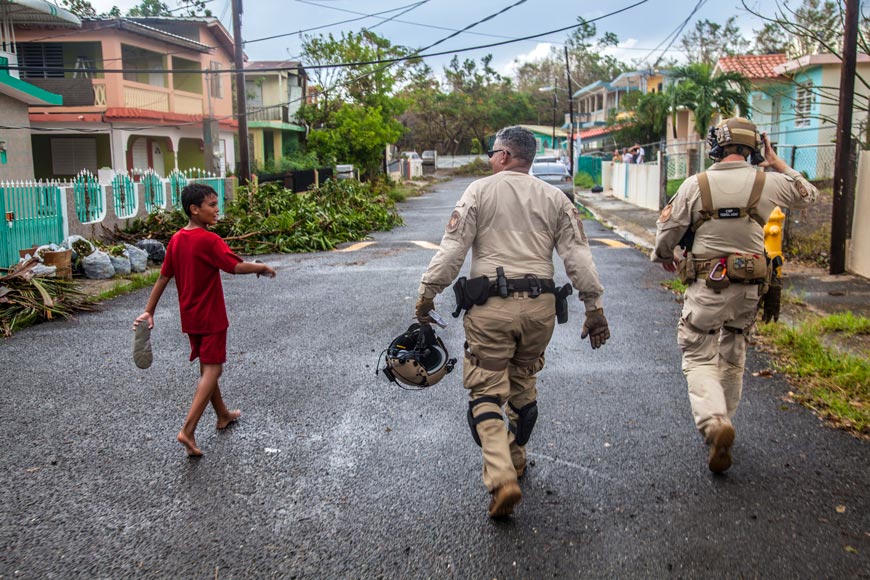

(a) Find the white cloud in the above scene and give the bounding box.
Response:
[497,42,555,77]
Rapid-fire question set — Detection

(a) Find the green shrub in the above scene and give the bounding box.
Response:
[574,171,596,189]
[453,158,491,176]
[124,178,403,254]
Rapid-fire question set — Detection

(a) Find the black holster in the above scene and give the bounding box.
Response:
[451,275,491,318]
[555,283,573,324]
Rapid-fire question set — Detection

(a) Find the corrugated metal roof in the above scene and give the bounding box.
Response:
[0,0,80,27]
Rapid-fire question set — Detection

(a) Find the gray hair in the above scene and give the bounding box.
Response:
[494,126,537,163]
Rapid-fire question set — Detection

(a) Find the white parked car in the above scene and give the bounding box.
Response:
[530,161,574,202]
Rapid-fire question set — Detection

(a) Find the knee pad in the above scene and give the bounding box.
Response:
[467,396,504,447]
[508,400,538,446]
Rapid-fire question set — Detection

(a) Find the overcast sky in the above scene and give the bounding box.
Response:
[89,0,784,76]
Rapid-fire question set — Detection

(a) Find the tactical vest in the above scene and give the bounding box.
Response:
[691,170,767,233]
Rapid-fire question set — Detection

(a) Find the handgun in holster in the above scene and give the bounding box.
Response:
[555,283,573,324]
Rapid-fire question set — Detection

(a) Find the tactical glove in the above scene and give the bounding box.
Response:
[415,296,435,324]
[761,285,781,323]
[581,308,610,349]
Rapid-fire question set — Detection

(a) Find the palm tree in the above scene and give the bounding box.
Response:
[669,63,751,140]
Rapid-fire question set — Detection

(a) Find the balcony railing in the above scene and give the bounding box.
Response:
[123,82,169,112]
[247,105,289,123]
[173,92,204,115]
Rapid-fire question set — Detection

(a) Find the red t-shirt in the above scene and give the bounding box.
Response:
[160,227,242,334]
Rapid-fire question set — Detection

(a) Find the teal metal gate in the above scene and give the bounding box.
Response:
[112,172,138,219]
[73,170,104,223]
[576,156,603,184]
[140,169,165,213]
[0,181,64,268]
[169,170,187,209]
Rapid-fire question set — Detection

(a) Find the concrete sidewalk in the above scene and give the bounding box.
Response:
[576,189,870,319]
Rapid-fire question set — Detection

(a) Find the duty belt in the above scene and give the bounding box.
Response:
[693,259,765,285]
[488,276,556,298]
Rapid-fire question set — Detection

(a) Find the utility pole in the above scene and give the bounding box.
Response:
[231,0,250,185]
[830,0,859,274]
[550,76,557,154]
[564,45,574,176]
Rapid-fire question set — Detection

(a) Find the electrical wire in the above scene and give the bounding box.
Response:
[8,0,650,135]
[5,0,649,76]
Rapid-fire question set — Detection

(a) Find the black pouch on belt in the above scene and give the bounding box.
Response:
[554,283,573,324]
[452,275,490,317]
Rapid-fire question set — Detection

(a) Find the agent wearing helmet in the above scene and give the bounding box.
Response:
[415,125,608,518]
[651,117,818,474]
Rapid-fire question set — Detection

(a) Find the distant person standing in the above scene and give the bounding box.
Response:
[612,149,621,163]
[622,148,634,164]
[634,144,645,164]
[133,184,276,457]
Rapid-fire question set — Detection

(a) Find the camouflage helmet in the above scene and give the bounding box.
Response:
[379,323,456,389]
[711,117,761,152]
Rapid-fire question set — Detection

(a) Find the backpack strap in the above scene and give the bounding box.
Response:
[692,172,715,231]
[746,170,767,228]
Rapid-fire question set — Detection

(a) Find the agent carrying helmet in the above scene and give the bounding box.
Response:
[378,323,456,389]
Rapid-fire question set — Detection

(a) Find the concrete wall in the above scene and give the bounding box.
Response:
[607,161,661,211]
[848,150,870,279]
[0,94,36,181]
[63,177,235,239]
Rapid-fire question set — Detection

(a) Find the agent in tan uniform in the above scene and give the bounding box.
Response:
[652,118,818,474]
[415,126,609,517]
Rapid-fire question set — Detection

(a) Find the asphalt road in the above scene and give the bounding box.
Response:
[1,177,868,579]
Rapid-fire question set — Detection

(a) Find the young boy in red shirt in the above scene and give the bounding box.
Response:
[133,183,276,457]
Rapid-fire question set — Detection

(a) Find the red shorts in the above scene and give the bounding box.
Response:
[187,330,227,364]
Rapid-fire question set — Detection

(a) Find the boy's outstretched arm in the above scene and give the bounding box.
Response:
[133,274,172,330]
[234,261,276,278]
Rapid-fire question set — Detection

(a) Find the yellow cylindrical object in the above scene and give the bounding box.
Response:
[764,206,786,276]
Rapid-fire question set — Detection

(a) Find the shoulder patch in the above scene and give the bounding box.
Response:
[446,210,462,233]
[658,204,674,224]
[796,181,809,198]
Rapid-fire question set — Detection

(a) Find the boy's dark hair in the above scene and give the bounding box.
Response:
[181,183,218,217]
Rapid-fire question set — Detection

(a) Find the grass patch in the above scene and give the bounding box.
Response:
[386,183,416,203]
[661,277,688,294]
[757,314,870,434]
[87,270,161,303]
[574,171,597,189]
[667,179,684,199]
[785,221,831,267]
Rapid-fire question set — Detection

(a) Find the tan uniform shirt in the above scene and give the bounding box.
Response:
[419,170,604,311]
[652,161,819,262]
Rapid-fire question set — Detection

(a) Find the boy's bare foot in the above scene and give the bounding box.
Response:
[177,431,203,457]
[217,409,241,429]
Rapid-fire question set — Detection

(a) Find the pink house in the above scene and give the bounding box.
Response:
[14,16,237,179]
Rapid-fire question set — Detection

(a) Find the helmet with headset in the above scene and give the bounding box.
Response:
[707,117,765,165]
[378,323,456,389]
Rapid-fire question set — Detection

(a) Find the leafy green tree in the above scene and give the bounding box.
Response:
[297,30,410,180]
[670,63,751,139]
[612,90,671,146]
[680,17,751,66]
[60,0,98,17]
[752,22,791,54]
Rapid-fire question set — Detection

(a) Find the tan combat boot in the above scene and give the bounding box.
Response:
[488,481,522,518]
[510,444,527,479]
[706,420,736,474]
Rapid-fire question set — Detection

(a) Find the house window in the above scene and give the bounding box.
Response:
[51,138,97,175]
[17,43,64,79]
[210,62,222,98]
[795,83,812,128]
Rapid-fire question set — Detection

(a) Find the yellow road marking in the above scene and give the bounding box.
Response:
[591,238,628,248]
[336,241,376,252]
[410,241,441,250]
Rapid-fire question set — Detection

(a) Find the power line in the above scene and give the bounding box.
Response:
[365,0,431,31]
[4,0,650,76]
[10,0,651,136]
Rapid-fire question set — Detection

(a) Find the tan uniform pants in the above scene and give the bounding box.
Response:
[463,293,556,492]
[678,281,761,437]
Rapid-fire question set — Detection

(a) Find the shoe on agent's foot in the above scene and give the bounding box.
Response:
[488,481,522,518]
[707,422,735,474]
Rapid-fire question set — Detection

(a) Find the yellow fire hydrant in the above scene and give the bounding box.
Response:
[761,206,786,322]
